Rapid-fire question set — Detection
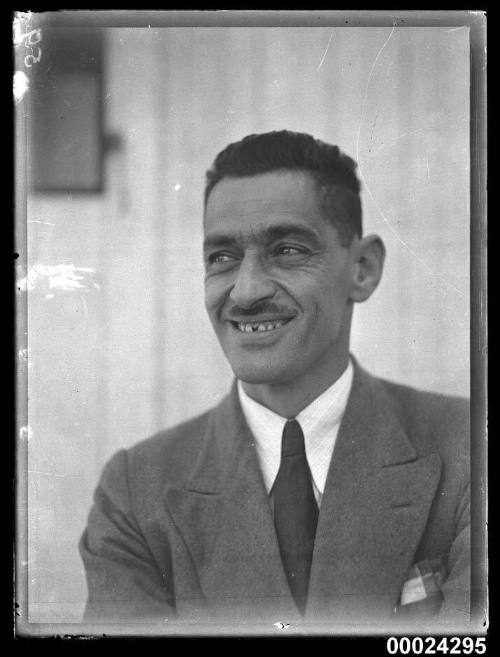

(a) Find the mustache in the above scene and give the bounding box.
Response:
[226,302,295,319]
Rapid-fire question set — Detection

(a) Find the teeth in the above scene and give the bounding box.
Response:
[237,320,286,333]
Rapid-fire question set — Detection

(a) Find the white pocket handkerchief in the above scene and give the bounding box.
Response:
[400,559,446,606]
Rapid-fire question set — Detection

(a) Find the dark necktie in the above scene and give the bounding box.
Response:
[273,419,319,615]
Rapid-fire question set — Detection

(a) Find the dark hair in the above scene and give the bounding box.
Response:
[204,130,362,245]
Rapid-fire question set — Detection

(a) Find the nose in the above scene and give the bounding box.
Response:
[229,252,276,308]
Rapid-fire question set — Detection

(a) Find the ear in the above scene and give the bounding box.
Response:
[349,234,385,303]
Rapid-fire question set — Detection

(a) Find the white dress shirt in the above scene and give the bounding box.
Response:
[237,360,354,508]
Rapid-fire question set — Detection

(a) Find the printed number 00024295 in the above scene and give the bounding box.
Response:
[386,637,486,655]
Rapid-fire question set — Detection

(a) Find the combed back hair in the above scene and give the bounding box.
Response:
[204,130,362,245]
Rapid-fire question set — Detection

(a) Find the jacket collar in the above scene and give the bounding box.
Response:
[183,379,252,495]
[184,361,419,494]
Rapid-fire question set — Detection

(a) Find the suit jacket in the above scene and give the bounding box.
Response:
[79,363,470,633]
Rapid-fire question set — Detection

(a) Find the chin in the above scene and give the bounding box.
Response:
[230,359,297,385]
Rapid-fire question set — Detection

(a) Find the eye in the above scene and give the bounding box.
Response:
[274,245,307,257]
[207,252,237,265]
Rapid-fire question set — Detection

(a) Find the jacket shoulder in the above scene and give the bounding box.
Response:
[124,406,217,486]
[95,405,220,503]
[377,377,469,465]
[380,378,469,423]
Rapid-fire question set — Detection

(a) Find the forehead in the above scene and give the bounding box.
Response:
[204,171,324,238]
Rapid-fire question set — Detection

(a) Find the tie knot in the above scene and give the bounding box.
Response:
[281,419,305,457]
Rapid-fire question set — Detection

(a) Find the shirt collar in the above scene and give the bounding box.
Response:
[237,360,354,497]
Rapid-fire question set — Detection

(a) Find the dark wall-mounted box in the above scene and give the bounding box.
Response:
[28,28,105,194]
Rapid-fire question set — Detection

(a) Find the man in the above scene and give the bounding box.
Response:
[80,131,470,629]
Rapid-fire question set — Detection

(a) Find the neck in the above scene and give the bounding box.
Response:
[241,352,350,418]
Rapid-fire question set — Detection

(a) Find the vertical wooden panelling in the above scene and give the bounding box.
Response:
[349,28,470,394]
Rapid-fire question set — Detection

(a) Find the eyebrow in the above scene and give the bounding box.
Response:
[203,222,322,252]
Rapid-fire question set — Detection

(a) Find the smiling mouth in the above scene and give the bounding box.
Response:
[230,318,293,333]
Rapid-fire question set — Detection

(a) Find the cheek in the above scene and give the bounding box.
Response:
[204,279,228,315]
[309,281,350,327]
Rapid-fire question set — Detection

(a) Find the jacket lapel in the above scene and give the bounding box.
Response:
[164,386,300,621]
[307,365,442,622]
[164,365,442,623]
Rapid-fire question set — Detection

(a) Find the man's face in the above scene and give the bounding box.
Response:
[203,170,356,386]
